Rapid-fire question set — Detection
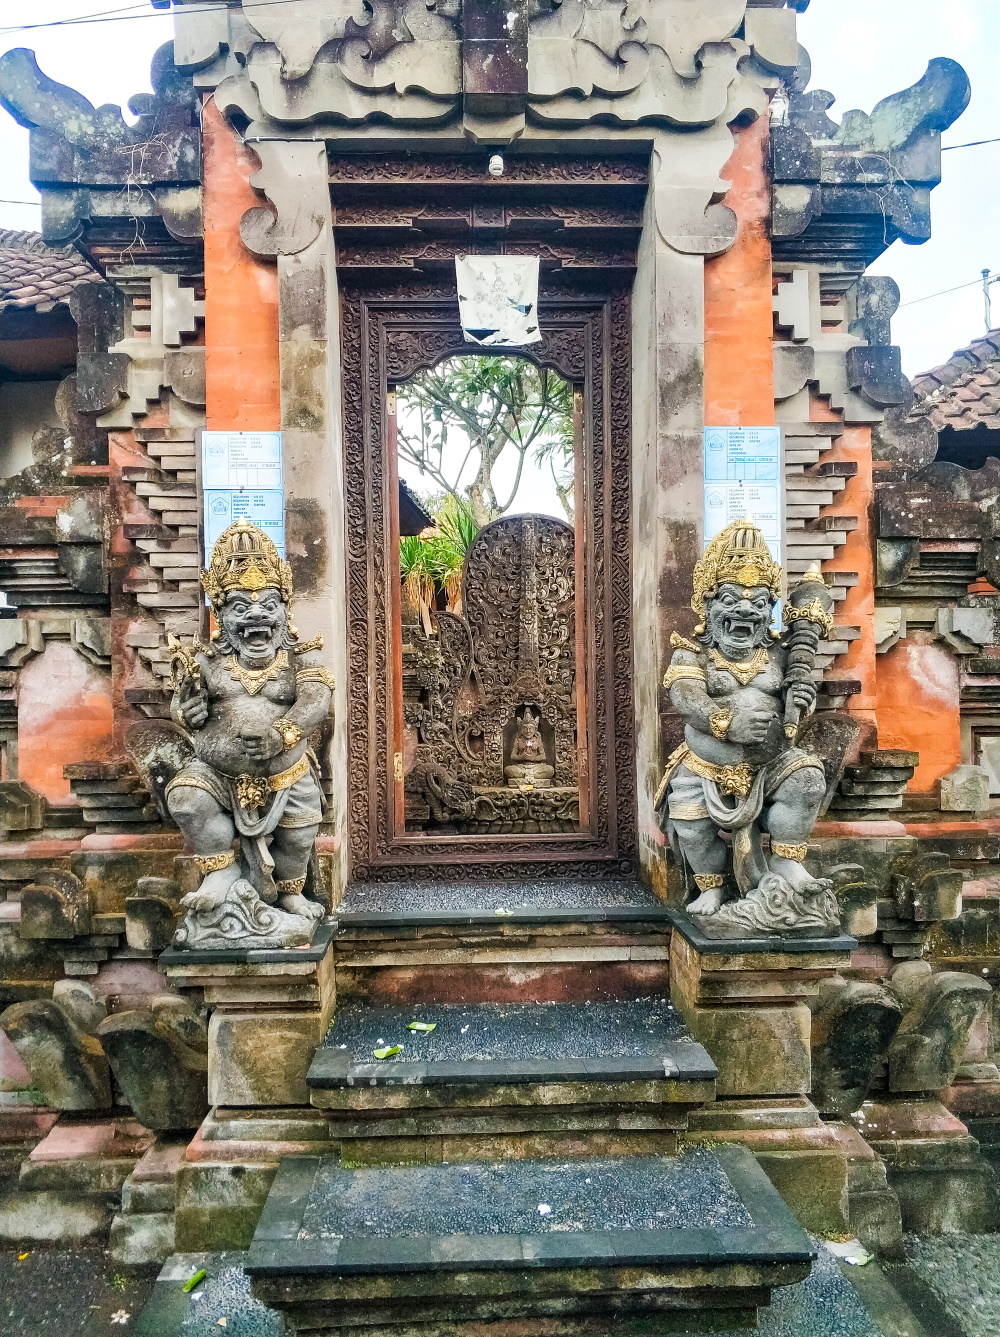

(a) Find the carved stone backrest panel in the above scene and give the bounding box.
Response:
[407,514,577,793]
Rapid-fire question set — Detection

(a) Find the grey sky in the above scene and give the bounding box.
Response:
[0,1,995,377]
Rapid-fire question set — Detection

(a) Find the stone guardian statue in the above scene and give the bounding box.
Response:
[163,520,335,950]
[655,518,840,937]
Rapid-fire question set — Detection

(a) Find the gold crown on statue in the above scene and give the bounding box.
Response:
[691,518,782,625]
[201,520,293,610]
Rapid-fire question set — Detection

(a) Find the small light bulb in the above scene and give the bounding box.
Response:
[488,154,504,177]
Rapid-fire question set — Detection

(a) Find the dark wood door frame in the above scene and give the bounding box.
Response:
[341,279,635,880]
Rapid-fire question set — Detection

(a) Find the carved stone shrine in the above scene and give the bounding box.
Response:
[403,513,581,835]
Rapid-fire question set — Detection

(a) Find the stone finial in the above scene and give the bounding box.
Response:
[1,981,111,1110]
[97,996,208,1131]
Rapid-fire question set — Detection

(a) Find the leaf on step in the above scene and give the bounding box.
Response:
[183,1269,207,1293]
[407,1021,437,1032]
[373,1045,402,1059]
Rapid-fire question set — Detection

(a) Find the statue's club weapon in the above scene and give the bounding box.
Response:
[782,565,834,739]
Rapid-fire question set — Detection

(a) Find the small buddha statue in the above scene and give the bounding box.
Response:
[504,708,555,789]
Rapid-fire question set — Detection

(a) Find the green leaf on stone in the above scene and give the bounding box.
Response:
[373,1045,402,1059]
[407,1022,437,1033]
[183,1269,207,1293]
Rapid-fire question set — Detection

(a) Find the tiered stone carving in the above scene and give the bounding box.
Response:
[404,513,580,834]
[658,518,838,937]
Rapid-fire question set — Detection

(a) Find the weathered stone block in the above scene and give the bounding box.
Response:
[98,996,208,1130]
[0,997,111,1109]
[208,1010,321,1106]
[940,764,991,813]
[0,780,43,832]
[754,1148,850,1237]
[122,1177,175,1214]
[19,1155,138,1194]
[810,979,902,1116]
[109,1210,176,1271]
[174,1161,277,1251]
[887,970,991,1092]
[70,851,141,914]
[19,870,91,940]
[124,895,178,952]
[679,1004,811,1097]
[0,1189,114,1244]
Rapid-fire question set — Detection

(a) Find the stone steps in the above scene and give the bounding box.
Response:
[306,999,715,1163]
[332,881,672,1004]
[244,1145,813,1336]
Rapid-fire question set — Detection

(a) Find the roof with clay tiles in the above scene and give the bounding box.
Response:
[0,229,101,313]
[910,329,1000,433]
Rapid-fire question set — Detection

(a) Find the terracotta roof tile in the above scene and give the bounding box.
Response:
[0,229,101,313]
[910,328,1000,432]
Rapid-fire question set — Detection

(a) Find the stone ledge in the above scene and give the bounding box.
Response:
[665,907,857,957]
[245,1145,813,1277]
[159,920,336,967]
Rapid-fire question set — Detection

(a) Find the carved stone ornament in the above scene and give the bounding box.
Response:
[403,513,579,834]
[657,519,839,937]
[127,521,334,951]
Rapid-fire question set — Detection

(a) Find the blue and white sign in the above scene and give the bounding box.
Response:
[202,431,285,559]
[703,426,782,567]
[202,431,283,490]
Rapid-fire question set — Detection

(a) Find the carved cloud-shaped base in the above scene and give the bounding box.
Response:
[173,878,317,952]
[692,872,841,940]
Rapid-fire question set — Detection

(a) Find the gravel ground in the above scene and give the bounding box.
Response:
[681,1242,885,1337]
[0,1248,154,1336]
[321,999,690,1061]
[136,1239,884,1337]
[299,1148,753,1239]
[906,1232,1000,1337]
[338,879,662,913]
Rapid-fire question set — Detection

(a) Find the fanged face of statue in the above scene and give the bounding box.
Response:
[220,588,287,664]
[705,583,774,658]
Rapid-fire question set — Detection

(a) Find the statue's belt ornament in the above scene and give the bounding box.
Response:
[672,745,756,799]
[233,754,310,812]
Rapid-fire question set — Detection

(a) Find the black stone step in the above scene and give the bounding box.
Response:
[308,1000,715,1090]
[337,878,666,927]
[245,1147,813,1333]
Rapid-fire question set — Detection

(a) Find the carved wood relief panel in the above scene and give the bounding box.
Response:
[341,280,634,879]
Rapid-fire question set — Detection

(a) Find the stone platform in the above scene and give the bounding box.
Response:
[307,999,715,1162]
[244,1144,813,1335]
[333,880,672,1004]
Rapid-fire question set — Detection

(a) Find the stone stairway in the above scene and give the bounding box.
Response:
[235,879,816,1335]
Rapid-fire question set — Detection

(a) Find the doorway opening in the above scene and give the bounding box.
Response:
[392,355,586,838]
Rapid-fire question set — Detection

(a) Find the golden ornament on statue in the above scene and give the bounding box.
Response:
[200,520,294,611]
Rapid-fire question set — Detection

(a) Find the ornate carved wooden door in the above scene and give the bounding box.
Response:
[341,279,635,881]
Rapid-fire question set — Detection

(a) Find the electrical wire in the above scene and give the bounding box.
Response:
[942,137,1000,151]
[0,199,41,206]
[0,0,323,35]
[899,274,999,308]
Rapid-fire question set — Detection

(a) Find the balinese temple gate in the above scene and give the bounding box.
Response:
[0,1,998,1330]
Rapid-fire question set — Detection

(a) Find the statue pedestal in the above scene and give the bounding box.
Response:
[667,909,856,1099]
[667,910,884,1242]
[160,922,336,1108]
